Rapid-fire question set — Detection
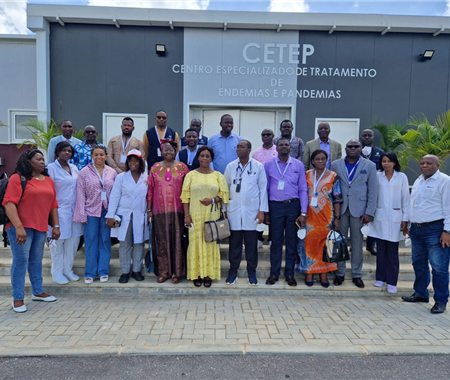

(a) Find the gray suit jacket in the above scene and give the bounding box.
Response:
[331,157,378,218]
[302,138,342,170]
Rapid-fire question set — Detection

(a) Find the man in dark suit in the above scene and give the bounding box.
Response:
[331,139,378,288]
[176,128,206,171]
[360,129,384,255]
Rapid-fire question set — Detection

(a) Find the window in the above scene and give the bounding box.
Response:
[10,110,38,143]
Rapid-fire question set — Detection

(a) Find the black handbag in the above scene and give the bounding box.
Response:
[323,230,350,263]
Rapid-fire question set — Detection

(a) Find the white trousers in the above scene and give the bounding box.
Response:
[50,234,80,277]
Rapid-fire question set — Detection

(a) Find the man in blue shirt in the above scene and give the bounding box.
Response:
[72,125,105,171]
[47,120,81,163]
[207,114,242,174]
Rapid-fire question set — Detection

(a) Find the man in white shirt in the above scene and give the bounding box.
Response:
[402,155,450,314]
[224,140,268,286]
[47,120,81,163]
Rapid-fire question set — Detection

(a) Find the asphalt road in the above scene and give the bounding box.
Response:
[1,355,449,380]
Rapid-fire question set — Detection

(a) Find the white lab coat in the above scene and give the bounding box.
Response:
[105,171,149,243]
[224,158,268,231]
[47,161,84,240]
[368,171,409,242]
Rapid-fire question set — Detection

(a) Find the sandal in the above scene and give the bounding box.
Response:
[194,278,203,287]
[157,276,168,283]
[172,276,181,284]
[203,277,212,288]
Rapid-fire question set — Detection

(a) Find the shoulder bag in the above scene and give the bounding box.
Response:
[204,202,231,243]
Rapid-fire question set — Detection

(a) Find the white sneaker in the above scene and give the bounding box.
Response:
[12,301,27,313]
[100,275,109,283]
[373,281,385,288]
[64,272,80,282]
[52,274,69,284]
[85,277,94,284]
[32,294,57,302]
[387,284,397,293]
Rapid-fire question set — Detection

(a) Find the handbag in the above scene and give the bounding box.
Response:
[323,230,350,263]
[204,202,231,243]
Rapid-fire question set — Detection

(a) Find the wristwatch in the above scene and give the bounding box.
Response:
[335,216,341,220]
[300,213,307,217]
[53,225,60,228]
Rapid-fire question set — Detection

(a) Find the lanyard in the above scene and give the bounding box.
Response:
[275,157,291,179]
[346,159,360,183]
[155,127,167,145]
[236,161,252,182]
[262,145,274,162]
[313,170,326,196]
[93,165,105,189]
[121,135,131,153]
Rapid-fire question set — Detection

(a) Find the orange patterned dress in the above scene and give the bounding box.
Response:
[298,169,342,274]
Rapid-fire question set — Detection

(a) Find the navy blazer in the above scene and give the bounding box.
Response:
[361,146,384,171]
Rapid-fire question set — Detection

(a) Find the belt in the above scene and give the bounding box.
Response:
[272,198,298,204]
[412,219,444,228]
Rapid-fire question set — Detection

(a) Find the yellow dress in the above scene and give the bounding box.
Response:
[180,170,229,280]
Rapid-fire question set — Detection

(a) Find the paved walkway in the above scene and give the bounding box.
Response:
[1,294,450,357]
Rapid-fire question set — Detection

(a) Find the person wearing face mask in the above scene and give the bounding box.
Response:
[47,141,84,285]
[3,150,60,313]
[106,150,148,284]
[297,149,343,288]
[147,141,189,284]
[73,145,117,284]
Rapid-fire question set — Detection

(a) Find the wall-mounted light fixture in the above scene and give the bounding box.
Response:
[155,44,166,56]
[420,50,434,61]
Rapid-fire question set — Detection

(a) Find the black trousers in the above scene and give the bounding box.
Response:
[375,238,399,286]
[228,230,258,276]
[366,235,376,249]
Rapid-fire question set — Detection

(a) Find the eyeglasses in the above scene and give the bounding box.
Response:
[156,116,167,120]
[346,145,361,149]
[261,133,273,137]
[85,130,97,134]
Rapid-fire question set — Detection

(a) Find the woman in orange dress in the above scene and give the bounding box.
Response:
[298,149,342,288]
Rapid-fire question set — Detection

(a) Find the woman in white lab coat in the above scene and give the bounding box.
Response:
[106,149,148,283]
[47,141,84,284]
[368,152,409,294]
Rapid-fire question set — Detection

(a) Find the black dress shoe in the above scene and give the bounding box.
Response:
[431,303,446,314]
[119,273,130,284]
[367,246,377,255]
[285,276,297,287]
[131,271,145,281]
[266,275,279,285]
[334,276,345,286]
[402,293,429,303]
[352,278,365,288]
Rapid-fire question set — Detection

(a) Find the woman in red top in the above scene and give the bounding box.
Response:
[2,150,60,313]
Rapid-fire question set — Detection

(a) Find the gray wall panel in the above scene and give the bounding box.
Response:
[50,24,184,141]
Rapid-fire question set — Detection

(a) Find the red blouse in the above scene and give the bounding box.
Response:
[2,173,58,232]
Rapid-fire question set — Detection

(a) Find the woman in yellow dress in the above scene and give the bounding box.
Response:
[181,146,229,287]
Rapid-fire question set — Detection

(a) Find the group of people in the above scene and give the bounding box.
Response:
[3,112,449,315]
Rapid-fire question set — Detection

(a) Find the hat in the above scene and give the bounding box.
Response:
[126,149,143,158]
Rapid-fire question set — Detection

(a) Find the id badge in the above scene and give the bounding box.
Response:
[120,154,126,163]
[311,197,318,207]
[278,180,285,190]
[101,191,107,201]
[157,148,161,157]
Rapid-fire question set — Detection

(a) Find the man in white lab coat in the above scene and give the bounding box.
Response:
[224,140,268,286]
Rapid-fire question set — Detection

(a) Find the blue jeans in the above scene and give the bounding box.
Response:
[7,226,46,301]
[410,221,450,304]
[84,209,111,278]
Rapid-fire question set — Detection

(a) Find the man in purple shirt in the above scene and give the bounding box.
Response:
[264,138,308,286]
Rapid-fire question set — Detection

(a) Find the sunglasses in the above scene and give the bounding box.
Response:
[156,116,167,120]
[261,133,273,137]
[346,145,361,149]
[85,130,97,134]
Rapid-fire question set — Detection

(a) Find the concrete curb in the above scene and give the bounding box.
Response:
[2,344,449,358]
